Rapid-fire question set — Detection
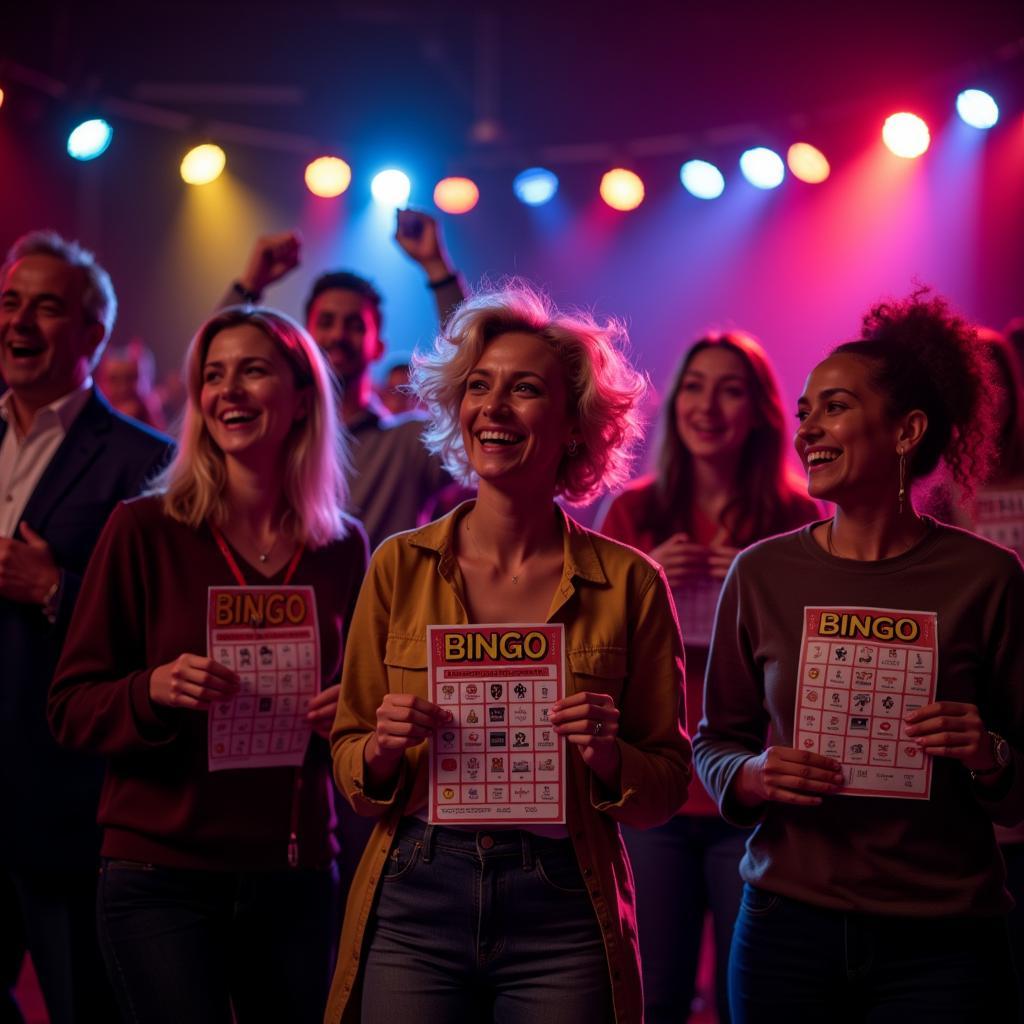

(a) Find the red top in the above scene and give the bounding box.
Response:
[48,496,367,870]
[599,475,819,815]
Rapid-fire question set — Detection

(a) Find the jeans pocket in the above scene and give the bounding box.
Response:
[534,847,588,895]
[740,884,780,916]
[381,836,422,882]
[103,859,157,872]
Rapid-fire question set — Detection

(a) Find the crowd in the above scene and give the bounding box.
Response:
[1,215,1022,1024]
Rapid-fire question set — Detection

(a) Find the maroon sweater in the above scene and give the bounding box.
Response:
[48,496,367,871]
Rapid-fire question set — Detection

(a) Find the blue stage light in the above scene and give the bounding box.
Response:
[371,169,411,207]
[67,119,113,161]
[739,147,785,189]
[956,89,999,130]
[513,167,559,206]
[680,160,725,199]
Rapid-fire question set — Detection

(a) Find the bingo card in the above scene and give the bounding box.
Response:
[428,624,566,825]
[794,606,938,799]
[206,586,320,771]
[975,489,1024,557]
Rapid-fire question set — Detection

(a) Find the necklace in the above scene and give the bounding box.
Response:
[256,535,277,564]
[464,515,523,584]
[825,518,837,557]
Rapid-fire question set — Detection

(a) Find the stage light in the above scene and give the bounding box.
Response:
[434,177,479,214]
[0,88,5,110]
[882,113,930,158]
[680,160,725,200]
[739,147,785,189]
[600,168,645,211]
[371,169,411,207]
[304,156,352,198]
[787,143,830,184]
[956,89,999,130]
[513,167,559,206]
[180,144,226,185]
[67,118,113,161]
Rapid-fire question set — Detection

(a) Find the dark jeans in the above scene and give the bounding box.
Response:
[5,866,119,1024]
[361,818,613,1024]
[622,815,745,1024]
[96,859,337,1024]
[730,883,1018,1023]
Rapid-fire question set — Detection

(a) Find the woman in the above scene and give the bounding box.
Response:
[48,308,367,1023]
[325,284,691,1024]
[599,332,818,1024]
[695,291,1024,1022]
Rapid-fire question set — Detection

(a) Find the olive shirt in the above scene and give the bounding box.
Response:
[694,520,1024,917]
[325,504,691,1024]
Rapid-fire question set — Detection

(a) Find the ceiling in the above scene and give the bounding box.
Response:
[5,1,1023,164]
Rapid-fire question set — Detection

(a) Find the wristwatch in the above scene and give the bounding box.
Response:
[969,732,1011,781]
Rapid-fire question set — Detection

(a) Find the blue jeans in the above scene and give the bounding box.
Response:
[623,816,746,1024]
[97,859,337,1024]
[730,883,1018,1023]
[361,818,613,1024]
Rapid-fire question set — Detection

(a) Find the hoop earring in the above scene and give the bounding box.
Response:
[897,449,906,514]
[567,440,578,457]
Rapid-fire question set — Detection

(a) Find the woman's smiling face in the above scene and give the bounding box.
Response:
[459,330,578,494]
[674,345,757,462]
[795,353,906,507]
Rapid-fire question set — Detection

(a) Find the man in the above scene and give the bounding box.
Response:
[96,337,167,429]
[0,231,172,1023]
[226,211,464,549]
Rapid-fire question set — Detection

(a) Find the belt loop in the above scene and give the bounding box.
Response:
[421,824,436,864]
[520,831,534,872]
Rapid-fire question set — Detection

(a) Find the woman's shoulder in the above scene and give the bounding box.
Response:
[573,516,664,587]
[930,519,1024,578]
[108,493,174,533]
[735,521,819,573]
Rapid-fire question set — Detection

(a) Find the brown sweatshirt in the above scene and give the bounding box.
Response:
[48,496,367,871]
[694,519,1024,917]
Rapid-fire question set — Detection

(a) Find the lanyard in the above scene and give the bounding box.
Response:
[208,520,308,867]
[208,522,304,587]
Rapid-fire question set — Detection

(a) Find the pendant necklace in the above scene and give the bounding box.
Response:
[464,515,523,585]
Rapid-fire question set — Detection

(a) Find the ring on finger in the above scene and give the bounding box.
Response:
[594,720,603,736]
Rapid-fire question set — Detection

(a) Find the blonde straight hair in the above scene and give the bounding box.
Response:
[156,307,349,548]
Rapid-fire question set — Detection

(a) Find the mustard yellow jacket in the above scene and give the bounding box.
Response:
[325,505,691,1023]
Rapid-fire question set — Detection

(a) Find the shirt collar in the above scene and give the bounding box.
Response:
[406,500,609,589]
[344,394,392,434]
[0,378,93,435]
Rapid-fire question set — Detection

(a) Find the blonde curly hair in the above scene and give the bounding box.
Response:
[411,282,647,506]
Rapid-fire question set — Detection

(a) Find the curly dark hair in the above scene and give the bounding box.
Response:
[831,288,997,495]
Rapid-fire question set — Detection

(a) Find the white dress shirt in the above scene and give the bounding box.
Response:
[0,379,93,538]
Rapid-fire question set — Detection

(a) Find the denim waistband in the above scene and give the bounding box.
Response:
[396,815,574,868]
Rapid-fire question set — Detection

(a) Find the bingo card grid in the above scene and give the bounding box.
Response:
[209,629,318,766]
[434,675,564,819]
[794,607,938,799]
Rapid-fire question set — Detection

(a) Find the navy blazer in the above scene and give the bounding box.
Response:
[0,388,173,869]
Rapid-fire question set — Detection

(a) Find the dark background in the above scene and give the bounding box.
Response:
[3,0,1023,482]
